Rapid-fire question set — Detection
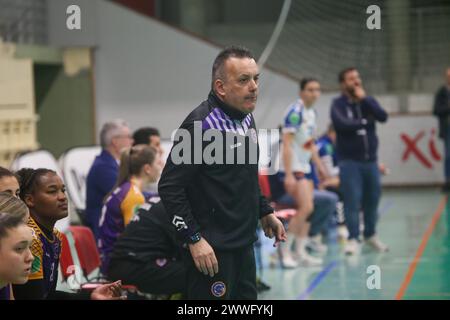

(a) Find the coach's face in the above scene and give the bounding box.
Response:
[341,69,362,95]
[216,57,259,114]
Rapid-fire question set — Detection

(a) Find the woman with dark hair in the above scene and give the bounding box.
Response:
[12,168,125,300]
[0,167,20,198]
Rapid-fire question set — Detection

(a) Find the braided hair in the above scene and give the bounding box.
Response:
[15,168,56,202]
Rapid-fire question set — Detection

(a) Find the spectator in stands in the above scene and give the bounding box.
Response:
[316,124,339,191]
[86,119,133,239]
[13,168,126,300]
[433,67,450,192]
[330,67,388,255]
[108,200,185,298]
[269,170,337,266]
[316,125,347,240]
[0,208,34,300]
[98,145,162,274]
[133,127,163,157]
[275,78,328,268]
[0,167,20,199]
[133,127,165,195]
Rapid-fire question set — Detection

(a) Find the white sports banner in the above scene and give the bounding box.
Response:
[59,146,102,211]
[377,115,444,186]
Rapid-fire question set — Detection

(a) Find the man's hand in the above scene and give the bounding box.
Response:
[261,213,287,247]
[90,281,127,300]
[284,173,297,195]
[378,162,390,175]
[189,238,219,277]
[353,85,366,101]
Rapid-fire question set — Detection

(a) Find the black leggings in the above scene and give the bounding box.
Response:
[108,257,186,295]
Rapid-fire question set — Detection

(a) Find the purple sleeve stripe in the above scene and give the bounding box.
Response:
[212,109,229,132]
[203,118,213,130]
[207,114,221,130]
[245,115,251,127]
[242,120,249,132]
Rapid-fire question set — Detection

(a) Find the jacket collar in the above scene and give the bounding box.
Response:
[208,91,248,121]
[101,149,119,166]
[340,93,353,105]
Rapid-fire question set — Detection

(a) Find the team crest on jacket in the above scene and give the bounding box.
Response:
[211,281,226,298]
[155,258,167,267]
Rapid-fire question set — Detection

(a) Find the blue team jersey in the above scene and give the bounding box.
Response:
[316,134,339,177]
[317,135,336,163]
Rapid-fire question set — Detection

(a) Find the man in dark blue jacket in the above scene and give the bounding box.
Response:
[85,120,133,239]
[433,68,450,191]
[330,67,388,255]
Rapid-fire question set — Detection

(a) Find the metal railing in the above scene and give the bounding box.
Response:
[0,0,48,45]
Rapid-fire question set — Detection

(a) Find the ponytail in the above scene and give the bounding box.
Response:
[106,145,157,201]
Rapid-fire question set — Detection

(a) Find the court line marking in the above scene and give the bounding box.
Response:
[296,260,338,300]
[395,195,448,300]
[294,198,394,300]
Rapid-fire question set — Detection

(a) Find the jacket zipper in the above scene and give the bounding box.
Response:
[354,103,370,160]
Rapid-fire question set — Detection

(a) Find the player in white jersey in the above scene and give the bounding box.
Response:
[278,78,328,267]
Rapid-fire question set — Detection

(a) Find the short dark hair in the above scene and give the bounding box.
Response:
[212,45,255,87]
[338,67,357,83]
[133,127,160,146]
[0,210,27,241]
[299,77,319,91]
[0,167,16,180]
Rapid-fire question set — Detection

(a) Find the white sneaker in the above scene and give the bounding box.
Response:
[281,253,299,269]
[306,237,328,255]
[337,225,349,241]
[365,236,389,252]
[344,239,360,255]
[297,251,323,267]
[279,241,298,269]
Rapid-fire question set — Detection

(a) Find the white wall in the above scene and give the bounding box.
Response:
[47,0,99,47]
[92,0,298,138]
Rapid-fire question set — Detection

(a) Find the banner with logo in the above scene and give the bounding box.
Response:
[377,115,443,186]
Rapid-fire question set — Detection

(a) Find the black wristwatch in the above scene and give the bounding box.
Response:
[188,232,202,244]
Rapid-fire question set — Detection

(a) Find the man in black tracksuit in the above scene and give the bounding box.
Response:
[158,46,286,300]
